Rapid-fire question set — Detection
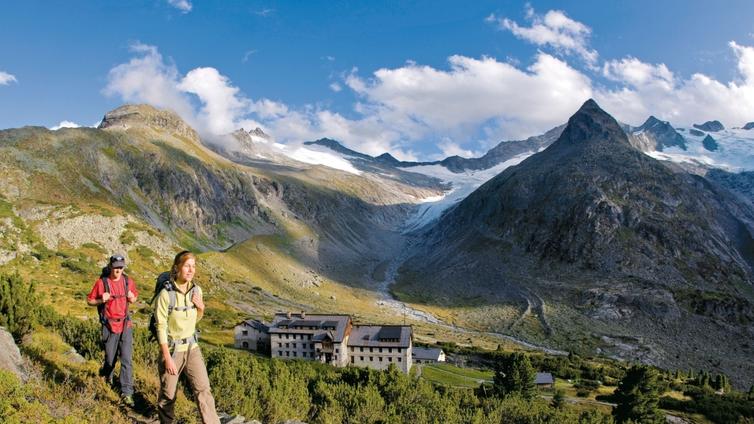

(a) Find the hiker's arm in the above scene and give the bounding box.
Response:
[192,288,205,321]
[155,291,170,346]
[86,280,108,306]
[126,279,138,303]
[155,292,178,374]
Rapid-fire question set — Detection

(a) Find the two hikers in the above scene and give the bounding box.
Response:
[87,251,219,424]
[86,253,137,407]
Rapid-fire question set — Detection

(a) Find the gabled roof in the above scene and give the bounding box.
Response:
[535,372,554,384]
[236,319,269,332]
[412,347,443,360]
[348,325,411,348]
[269,313,351,343]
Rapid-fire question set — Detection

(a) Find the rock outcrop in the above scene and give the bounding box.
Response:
[0,327,26,381]
[694,120,725,132]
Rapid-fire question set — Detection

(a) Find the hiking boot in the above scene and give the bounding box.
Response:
[121,395,135,407]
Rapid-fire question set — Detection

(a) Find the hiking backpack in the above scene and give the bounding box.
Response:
[97,266,131,329]
[148,271,199,347]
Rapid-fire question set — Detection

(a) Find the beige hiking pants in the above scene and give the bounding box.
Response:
[157,346,219,424]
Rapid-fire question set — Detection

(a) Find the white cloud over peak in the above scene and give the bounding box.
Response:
[178,67,251,135]
[103,43,195,122]
[167,0,192,13]
[103,32,754,163]
[594,42,754,126]
[347,53,592,140]
[489,8,598,65]
[50,121,80,130]
[0,71,17,85]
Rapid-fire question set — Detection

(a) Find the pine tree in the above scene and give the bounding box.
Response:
[612,365,664,424]
[493,352,536,400]
[748,385,754,400]
[0,273,37,342]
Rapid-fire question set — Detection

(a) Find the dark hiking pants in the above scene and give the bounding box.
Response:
[100,325,134,396]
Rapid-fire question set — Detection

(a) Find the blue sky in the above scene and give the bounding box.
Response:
[2,1,754,160]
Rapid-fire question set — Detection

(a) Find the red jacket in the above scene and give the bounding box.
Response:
[87,276,138,333]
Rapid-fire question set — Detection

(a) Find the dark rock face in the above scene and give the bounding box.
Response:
[413,99,753,288]
[689,129,705,137]
[702,134,719,152]
[399,99,754,384]
[629,116,687,151]
[743,122,754,130]
[694,120,725,132]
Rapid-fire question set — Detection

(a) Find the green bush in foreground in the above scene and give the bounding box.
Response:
[0,272,38,342]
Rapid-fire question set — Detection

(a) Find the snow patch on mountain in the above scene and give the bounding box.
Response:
[400,151,536,232]
[282,144,363,175]
[660,127,754,171]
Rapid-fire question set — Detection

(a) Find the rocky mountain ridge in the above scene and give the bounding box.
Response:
[396,100,754,385]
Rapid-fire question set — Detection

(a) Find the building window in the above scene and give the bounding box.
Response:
[388,348,392,353]
[379,347,383,353]
[292,343,296,348]
[285,343,289,348]
[310,343,315,349]
[242,341,248,348]
[369,357,373,361]
[397,348,401,353]
[293,352,297,357]
[360,347,364,352]
[286,351,290,357]
[308,334,312,340]
[285,334,289,339]
[242,330,248,336]
[335,348,339,353]
[360,356,364,361]
[278,343,282,348]
[351,357,354,363]
[398,358,402,362]
[388,357,392,362]
[370,347,373,353]
[334,355,338,360]
[278,351,282,356]
[379,357,383,362]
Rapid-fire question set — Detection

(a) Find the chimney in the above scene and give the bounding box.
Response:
[286,311,291,319]
[301,311,306,319]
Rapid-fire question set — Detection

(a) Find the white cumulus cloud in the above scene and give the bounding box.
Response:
[50,121,81,130]
[489,7,598,66]
[594,41,754,127]
[0,71,17,85]
[167,0,192,13]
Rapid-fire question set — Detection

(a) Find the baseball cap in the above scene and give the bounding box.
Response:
[109,253,126,268]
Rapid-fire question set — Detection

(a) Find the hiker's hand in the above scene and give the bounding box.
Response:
[164,356,177,375]
[126,290,136,302]
[192,291,204,311]
[101,292,111,303]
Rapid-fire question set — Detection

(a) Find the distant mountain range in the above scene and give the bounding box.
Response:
[2,101,754,388]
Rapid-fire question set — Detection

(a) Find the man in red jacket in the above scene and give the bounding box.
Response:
[87,253,138,407]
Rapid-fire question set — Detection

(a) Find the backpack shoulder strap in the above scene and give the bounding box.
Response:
[102,276,110,294]
[123,275,129,293]
[168,289,177,314]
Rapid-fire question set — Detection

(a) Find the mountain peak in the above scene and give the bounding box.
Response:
[551,99,632,150]
[98,104,200,141]
[375,152,400,165]
[693,120,725,132]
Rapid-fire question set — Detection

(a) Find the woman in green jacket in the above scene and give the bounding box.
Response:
[156,251,219,424]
